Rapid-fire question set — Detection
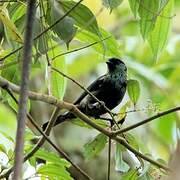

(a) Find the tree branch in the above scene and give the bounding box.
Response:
[0,76,172,172]
[51,36,111,61]
[113,106,180,136]
[0,89,92,180]
[13,1,36,179]
[51,67,120,128]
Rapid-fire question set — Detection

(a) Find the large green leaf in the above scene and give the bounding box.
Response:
[76,28,122,57]
[47,1,77,45]
[152,111,176,146]
[34,148,72,179]
[127,79,140,106]
[59,0,100,36]
[148,0,174,59]
[10,3,26,23]
[48,41,67,100]
[0,7,23,43]
[128,0,140,18]
[83,133,107,160]
[138,0,159,39]
[0,103,16,139]
[38,163,73,180]
[28,147,70,168]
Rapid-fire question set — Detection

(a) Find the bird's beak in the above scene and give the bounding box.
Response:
[106,61,113,68]
[106,61,112,66]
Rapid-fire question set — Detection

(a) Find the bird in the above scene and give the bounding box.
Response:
[42,58,127,130]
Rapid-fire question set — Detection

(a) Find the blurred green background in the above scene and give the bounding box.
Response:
[0,0,180,179]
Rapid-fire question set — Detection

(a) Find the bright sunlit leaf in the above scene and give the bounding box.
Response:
[48,41,67,100]
[0,7,23,43]
[127,79,140,106]
[59,0,100,36]
[148,0,174,59]
[47,1,77,46]
[138,0,159,39]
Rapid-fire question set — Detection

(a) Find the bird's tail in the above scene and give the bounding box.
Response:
[42,112,75,131]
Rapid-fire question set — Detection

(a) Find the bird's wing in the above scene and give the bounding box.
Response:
[73,75,106,105]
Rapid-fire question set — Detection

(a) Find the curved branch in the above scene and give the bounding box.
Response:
[0,89,92,180]
[0,76,171,172]
[51,67,120,128]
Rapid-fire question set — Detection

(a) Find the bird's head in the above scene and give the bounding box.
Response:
[106,58,127,74]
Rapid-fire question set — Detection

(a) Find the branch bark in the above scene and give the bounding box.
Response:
[0,89,92,180]
[0,76,172,172]
[12,1,36,179]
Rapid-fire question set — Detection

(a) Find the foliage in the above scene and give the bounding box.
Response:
[0,0,179,179]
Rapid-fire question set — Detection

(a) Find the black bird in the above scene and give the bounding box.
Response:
[42,58,127,130]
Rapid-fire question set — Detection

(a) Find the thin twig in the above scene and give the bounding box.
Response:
[0,76,172,172]
[51,36,111,61]
[113,106,180,136]
[13,1,36,179]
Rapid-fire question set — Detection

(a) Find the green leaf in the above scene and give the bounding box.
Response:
[103,0,123,12]
[8,149,14,159]
[127,79,140,105]
[83,133,107,160]
[33,18,46,54]
[7,95,31,112]
[0,7,23,43]
[25,128,36,141]
[10,3,26,23]
[121,169,138,180]
[138,0,159,39]
[0,103,16,138]
[0,144,7,154]
[59,0,100,36]
[148,0,174,59]
[37,163,73,180]
[76,28,122,57]
[48,41,67,100]
[153,112,176,146]
[117,101,131,121]
[29,156,36,167]
[33,148,70,168]
[124,133,139,150]
[72,118,108,129]
[47,1,77,45]
[115,143,129,172]
[0,50,20,83]
[0,131,14,143]
[128,0,140,18]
